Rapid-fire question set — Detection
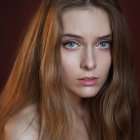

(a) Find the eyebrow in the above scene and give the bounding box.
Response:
[61,33,112,40]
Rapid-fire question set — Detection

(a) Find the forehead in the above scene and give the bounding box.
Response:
[62,6,112,39]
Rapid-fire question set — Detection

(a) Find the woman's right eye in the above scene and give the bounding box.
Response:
[62,41,79,49]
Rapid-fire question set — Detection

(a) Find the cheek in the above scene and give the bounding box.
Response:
[60,49,79,73]
[60,51,76,81]
[98,52,111,75]
[61,55,74,74]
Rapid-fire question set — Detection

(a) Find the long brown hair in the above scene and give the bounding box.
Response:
[0,0,139,140]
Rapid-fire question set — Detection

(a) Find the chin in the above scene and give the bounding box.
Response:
[78,87,100,98]
[79,93,98,98]
[76,90,100,98]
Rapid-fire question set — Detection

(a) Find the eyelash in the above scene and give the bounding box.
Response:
[62,40,111,49]
[62,41,79,49]
[97,40,111,49]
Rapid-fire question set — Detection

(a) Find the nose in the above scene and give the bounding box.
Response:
[80,47,96,70]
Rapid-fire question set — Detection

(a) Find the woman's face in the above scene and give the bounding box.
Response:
[60,6,112,99]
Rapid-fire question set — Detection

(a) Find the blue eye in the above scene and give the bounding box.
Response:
[63,41,79,49]
[97,41,111,49]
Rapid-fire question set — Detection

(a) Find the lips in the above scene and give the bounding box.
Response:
[78,77,98,86]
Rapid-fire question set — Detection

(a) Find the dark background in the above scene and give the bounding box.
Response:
[0,0,140,102]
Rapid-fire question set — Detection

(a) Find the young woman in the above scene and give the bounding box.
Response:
[0,0,139,140]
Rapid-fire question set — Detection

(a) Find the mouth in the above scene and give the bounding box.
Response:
[78,77,99,86]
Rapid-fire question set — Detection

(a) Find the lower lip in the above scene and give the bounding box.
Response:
[78,78,98,86]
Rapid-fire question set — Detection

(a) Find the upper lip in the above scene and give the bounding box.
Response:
[78,77,98,80]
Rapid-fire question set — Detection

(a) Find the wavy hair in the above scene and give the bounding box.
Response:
[0,0,139,140]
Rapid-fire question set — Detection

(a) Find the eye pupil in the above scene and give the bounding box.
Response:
[63,41,78,49]
[69,42,75,47]
[98,41,110,48]
[101,42,106,47]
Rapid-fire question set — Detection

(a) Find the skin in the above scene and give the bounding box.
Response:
[4,105,39,140]
[61,6,112,105]
[4,6,112,140]
[60,7,112,139]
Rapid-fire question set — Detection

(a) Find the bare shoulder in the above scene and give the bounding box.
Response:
[4,104,39,140]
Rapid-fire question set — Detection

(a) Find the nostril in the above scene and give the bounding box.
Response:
[80,47,96,70]
[80,60,96,70]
